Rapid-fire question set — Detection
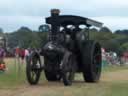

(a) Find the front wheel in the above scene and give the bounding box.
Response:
[26,52,41,85]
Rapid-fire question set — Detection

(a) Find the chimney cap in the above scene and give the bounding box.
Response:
[51,9,60,14]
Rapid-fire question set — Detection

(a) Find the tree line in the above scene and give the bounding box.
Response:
[0,26,128,56]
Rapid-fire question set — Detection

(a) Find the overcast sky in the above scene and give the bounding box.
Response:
[0,0,128,32]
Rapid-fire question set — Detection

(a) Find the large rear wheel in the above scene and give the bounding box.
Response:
[82,40,102,82]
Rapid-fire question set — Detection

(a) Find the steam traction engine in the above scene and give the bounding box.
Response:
[26,9,103,86]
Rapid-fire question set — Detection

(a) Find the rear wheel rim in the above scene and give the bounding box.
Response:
[93,45,101,77]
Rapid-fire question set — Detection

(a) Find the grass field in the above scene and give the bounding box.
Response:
[0,58,128,96]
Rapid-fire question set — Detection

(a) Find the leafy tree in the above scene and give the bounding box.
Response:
[120,43,128,52]
[115,29,128,35]
[39,25,50,32]
[90,31,127,55]
[90,28,98,32]
[4,26,128,57]
[7,26,33,48]
[0,28,4,35]
[99,26,112,33]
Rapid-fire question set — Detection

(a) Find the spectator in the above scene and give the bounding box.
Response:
[0,47,6,71]
[25,49,30,57]
[25,49,30,63]
[19,48,25,64]
[15,47,20,58]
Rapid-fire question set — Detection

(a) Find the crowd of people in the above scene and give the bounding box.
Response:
[0,47,36,72]
[15,47,32,64]
[102,48,128,66]
[0,46,127,72]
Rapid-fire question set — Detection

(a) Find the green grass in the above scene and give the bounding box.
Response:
[1,58,128,96]
[36,81,128,96]
[108,82,128,96]
[0,58,25,88]
[0,58,46,88]
[102,64,128,72]
[0,59,127,87]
